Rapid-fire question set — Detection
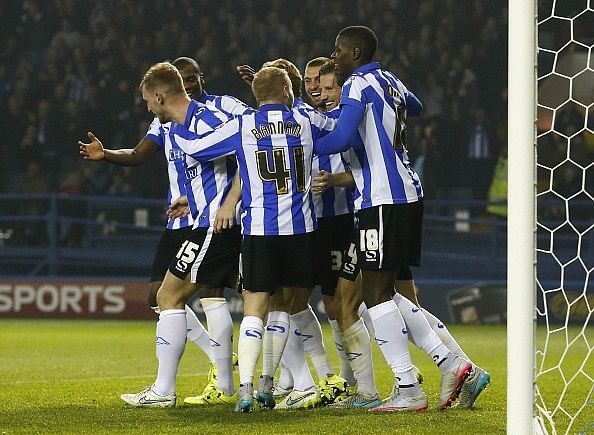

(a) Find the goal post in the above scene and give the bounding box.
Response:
[510,0,594,433]
[507,0,537,434]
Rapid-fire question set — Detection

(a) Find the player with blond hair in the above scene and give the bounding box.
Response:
[171,66,339,412]
[112,61,244,408]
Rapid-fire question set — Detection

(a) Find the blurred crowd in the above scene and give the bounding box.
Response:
[0,0,575,211]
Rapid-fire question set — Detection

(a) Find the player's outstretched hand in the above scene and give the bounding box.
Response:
[213,202,235,234]
[312,170,331,194]
[167,196,190,219]
[236,65,256,86]
[79,132,105,160]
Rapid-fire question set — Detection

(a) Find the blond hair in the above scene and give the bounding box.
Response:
[261,58,302,97]
[252,67,291,103]
[140,62,185,96]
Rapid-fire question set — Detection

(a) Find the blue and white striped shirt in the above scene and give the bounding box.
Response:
[198,92,252,118]
[145,94,252,229]
[311,107,354,218]
[315,62,423,210]
[312,152,354,218]
[293,99,353,218]
[173,103,336,236]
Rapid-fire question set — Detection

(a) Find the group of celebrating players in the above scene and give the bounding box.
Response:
[79,25,490,413]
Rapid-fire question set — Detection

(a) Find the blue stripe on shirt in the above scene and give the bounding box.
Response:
[287,114,306,233]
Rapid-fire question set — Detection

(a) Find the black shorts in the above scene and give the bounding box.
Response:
[314,214,355,296]
[338,240,360,282]
[240,233,315,293]
[355,202,423,271]
[150,227,193,282]
[168,226,241,288]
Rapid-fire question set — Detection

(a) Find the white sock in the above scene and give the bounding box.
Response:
[278,357,294,389]
[261,311,290,378]
[368,301,420,396]
[292,306,334,379]
[358,302,375,338]
[283,317,315,391]
[238,316,263,385]
[392,293,451,369]
[422,308,471,362]
[342,318,377,396]
[185,305,213,362]
[329,319,355,385]
[153,309,187,396]
[202,297,234,395]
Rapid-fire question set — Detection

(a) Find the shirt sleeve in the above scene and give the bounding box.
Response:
[313,104,364,156]
[405,90,423,117]
[325,107,342,119]
[145,117,164,147]
[219,96,255,116]
[306,108,337,139]
[193,106,231,135]
[174,117,241,161]
[339,75,367,111]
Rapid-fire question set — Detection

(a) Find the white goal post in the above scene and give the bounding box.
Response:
[509,0,594,433]
[507,0,537,434]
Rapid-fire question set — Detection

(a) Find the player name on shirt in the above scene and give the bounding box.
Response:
[173,103,336,236]
[251,121,302,140]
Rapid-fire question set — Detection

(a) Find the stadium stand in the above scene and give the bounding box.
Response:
[1,0,510,199]
[1,0,590,289]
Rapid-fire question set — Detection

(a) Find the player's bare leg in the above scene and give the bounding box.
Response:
[335,276,363,332]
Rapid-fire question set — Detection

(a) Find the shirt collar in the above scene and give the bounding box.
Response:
[196,91,209,104]
[258,103,291,112]
[351,61,381,76]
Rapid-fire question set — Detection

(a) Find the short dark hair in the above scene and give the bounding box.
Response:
[338,26,378,63]
[318,60,336,77]
[172,57,201,72]
[305,57,329,70]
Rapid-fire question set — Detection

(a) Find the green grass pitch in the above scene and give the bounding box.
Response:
[0,320,590,434]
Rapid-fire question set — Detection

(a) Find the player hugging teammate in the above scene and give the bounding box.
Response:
[100,25,489,413]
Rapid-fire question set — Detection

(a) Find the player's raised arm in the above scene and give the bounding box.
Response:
[173,117,241,162]
[78,131,159,166]
[236,65,256,87]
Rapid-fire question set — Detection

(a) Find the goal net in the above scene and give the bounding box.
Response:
[535,0,594,433]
